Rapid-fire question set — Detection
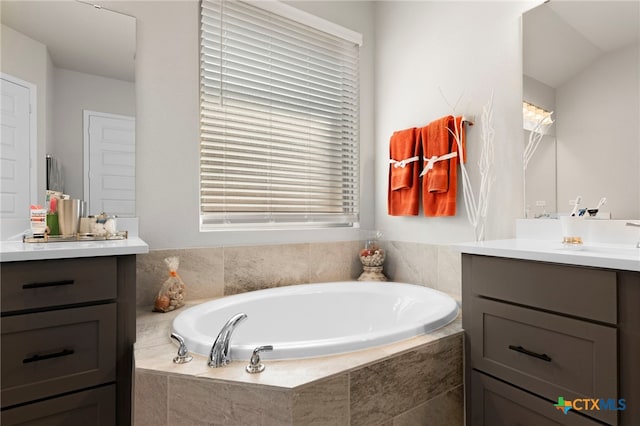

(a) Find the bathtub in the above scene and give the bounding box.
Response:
[172,281,458,361]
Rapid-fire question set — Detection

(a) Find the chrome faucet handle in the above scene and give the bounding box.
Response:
[245,345,273,374]
[170,333,193,364]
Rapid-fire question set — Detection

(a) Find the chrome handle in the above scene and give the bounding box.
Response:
[170,333,193,364]
[245,345,273,373]
[625,222,640,227]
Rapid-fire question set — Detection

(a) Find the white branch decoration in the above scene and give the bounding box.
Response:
[523,112,554,171]
[523,112,554,217]
[440,88,495,241]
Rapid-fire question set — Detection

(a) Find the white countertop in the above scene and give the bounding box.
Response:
[457,239,640,272]
[0,237,149,262]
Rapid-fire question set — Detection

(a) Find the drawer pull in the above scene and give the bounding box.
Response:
[23,348,75,364]
[22,279,75,290]
[508,345,552,362]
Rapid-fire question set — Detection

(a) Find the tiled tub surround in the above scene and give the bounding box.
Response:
[135,304,462,426]
[134,241,463,425]
[135,241,462,309]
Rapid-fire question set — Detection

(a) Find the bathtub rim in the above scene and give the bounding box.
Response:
[171,281,459,361]
[135,306,462,392]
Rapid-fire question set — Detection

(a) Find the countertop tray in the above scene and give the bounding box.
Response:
[23,231,128,243]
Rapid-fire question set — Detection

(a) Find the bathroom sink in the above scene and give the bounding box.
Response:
[557,244,640,262]
[575,245,639,255]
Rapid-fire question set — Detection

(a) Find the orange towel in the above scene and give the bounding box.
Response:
[389,128,418,190]
[422,117,451,193]
[422,116,466,217]
[388,127,421,216]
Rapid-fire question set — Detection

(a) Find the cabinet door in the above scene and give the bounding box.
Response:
[471,297,617,425]
[1,304,116,407]
[471,371,602,426]
[1,385,115,426]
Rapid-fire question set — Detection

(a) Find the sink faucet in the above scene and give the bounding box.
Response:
[208,312,247,368]
[626,222,640,248]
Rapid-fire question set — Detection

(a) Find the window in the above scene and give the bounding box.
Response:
[199,0,361,230]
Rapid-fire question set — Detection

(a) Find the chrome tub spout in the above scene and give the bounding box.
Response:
[208,312,247,367]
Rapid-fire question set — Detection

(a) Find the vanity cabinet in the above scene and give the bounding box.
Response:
[463,254,640,426]
[0,255,137,426]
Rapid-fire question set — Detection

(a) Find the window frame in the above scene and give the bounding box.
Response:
[199,0,363,231]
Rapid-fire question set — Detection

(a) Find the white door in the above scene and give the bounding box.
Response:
[0,75,35,218]
[84,110,135,217]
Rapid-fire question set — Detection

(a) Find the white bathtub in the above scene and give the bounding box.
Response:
[172,281,459,361]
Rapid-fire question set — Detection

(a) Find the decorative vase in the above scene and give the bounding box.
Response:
[358,239,387,281]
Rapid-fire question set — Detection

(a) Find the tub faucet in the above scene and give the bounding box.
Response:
[208,312,247,368]
[626,222,640,248]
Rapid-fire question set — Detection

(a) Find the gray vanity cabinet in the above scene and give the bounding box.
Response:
[0,255,137,426]
[463,254,640,426]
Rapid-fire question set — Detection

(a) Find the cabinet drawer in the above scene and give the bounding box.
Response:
[471,297,617,425]
[1,304,116,408]
[470,371,603,426]
[0,385,115,426]
[1,257,117,313]
[467,255,616,323]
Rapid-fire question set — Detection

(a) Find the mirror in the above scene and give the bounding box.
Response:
[1,0,136,217]
[523,0,639,219]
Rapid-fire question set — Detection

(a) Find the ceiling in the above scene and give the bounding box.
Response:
[523,0,639,88]
[1,0,135,82]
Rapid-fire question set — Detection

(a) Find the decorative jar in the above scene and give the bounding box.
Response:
[358,232,387,281]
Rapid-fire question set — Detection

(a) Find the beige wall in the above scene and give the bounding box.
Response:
[136,241,461,309]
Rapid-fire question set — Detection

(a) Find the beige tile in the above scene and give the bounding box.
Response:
[384,241,438,286]
[383,241,419,284]
[137,249,224,308]
[134,371,168,426]
[136,312,174,348]
[168,376,292,425]
[436,245,462,298]
[349,334,462,426]
[174,247,225,300]
[224,244,310,295]
[136,251,167,308]
[421,243,440,288]
[393,385,463,426]
[292,374,349,425]
[309,241,362,283]
[134,342,210,378]
[136,302,200,348]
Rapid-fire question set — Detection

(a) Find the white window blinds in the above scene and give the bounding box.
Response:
[200,0,360,229]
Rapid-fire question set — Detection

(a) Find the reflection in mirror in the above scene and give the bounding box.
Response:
[523,0,639,219]
[1,1,136,217]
